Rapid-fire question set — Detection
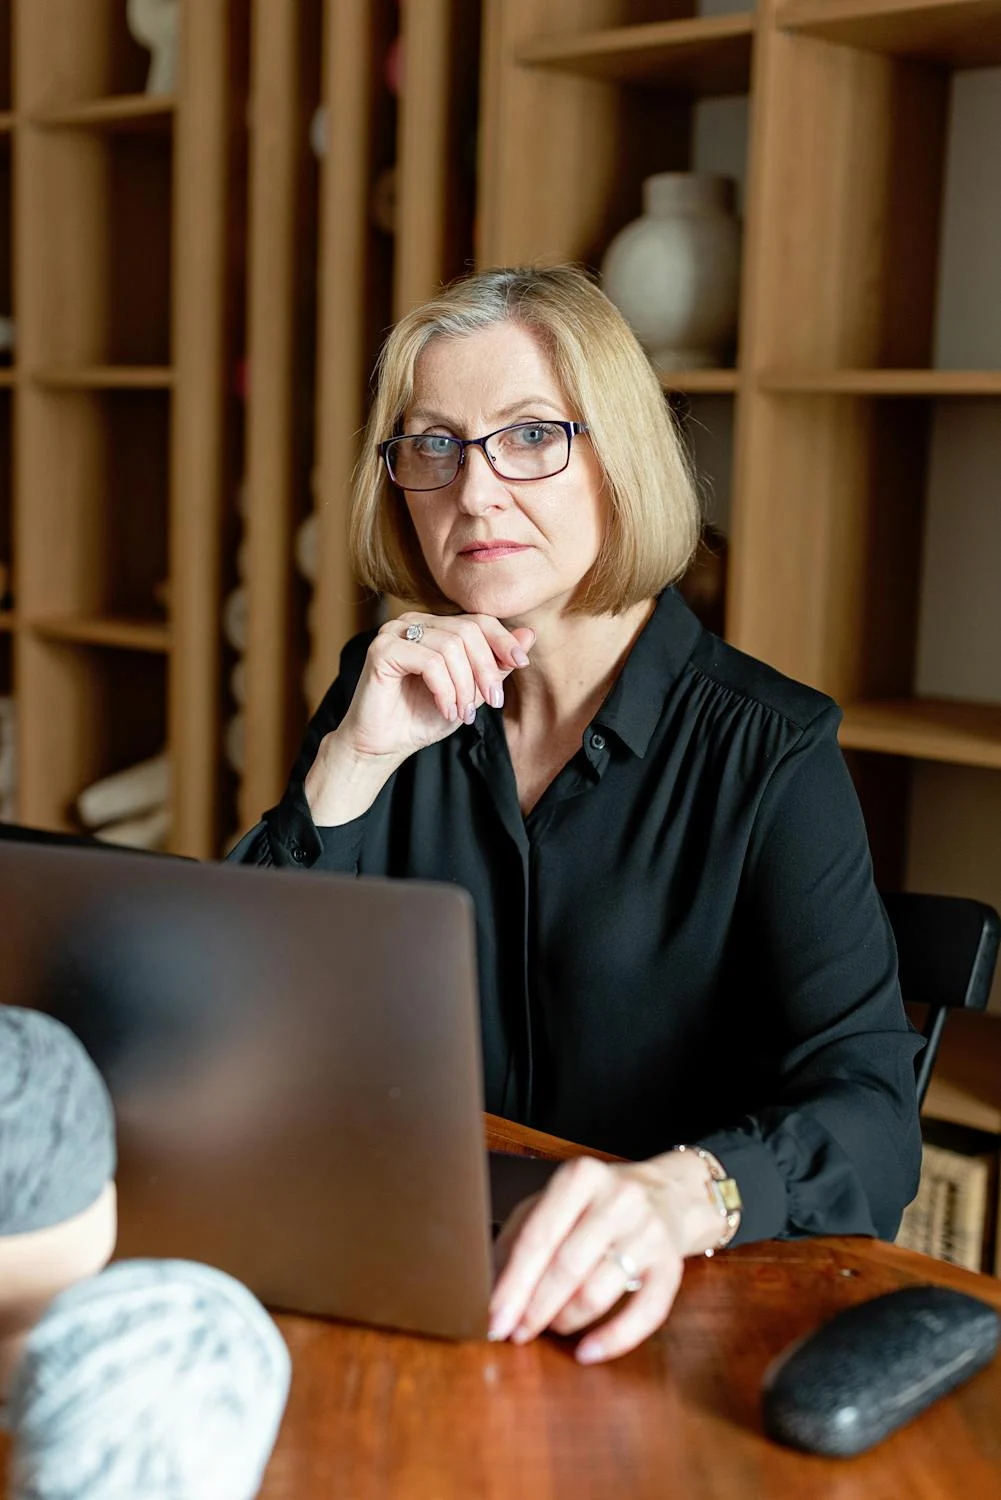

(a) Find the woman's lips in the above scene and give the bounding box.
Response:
[457,542,530,562]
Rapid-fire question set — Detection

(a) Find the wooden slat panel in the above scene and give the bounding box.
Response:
[169,0,232,856]
[240,0,304,827]
[310,0,390,694]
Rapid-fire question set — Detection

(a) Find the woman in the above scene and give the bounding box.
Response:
[231,265,922,1364]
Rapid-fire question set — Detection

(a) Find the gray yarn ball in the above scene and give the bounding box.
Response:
[0,1008,116,1235]
[7,1259,292,1500]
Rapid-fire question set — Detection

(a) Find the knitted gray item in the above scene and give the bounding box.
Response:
[6,1259,292,1500]
[0,1008,116,1235]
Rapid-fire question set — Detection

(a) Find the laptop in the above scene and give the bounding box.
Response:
[0,839,557,1340]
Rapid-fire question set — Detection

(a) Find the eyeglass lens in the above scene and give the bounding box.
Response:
[387,421,572,490]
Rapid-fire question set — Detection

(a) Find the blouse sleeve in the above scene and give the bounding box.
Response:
[696,703,924,1245]
[225,631,375,875]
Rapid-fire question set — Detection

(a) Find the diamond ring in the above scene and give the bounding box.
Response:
[403,622,425,644]
[604,1250,643,1293]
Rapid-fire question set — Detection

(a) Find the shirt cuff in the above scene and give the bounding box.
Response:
[263,785,369,874]
[694,1129,789,1246]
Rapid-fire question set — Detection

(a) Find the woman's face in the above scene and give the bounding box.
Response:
[400,321,607,625]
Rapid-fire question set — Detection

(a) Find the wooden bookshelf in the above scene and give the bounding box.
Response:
[7,0,245,854]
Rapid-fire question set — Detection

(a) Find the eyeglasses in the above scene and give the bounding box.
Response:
[379,419,589,493]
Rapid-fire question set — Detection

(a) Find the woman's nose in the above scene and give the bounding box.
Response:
[454,444,509,514]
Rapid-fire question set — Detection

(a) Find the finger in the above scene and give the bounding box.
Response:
[549,1218,664,1337]
[507,1179,652,1343]
[575,1265,682,1365]
[545,1256,642,1340]
[488,1156,617,1340]
[437,617,516,707]
[405,627,480,720]
[371,637,461,722]
[462,615,535,673]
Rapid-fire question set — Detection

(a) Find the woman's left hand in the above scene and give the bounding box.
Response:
[488,1155,692,1365]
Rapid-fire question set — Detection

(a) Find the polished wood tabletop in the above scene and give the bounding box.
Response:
[3,1119,1001,1498]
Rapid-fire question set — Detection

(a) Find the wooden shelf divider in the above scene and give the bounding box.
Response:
[30,366,175,390]
[516,14,755,92]
[661,369,740,394]
[841,699,1001,770]
[27,616,171,653]
[760,369,1001,396]
[29,93,176,133]
[777,0,1001,70]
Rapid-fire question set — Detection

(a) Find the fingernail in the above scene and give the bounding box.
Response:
[576,1340,602,1364]
[512,648,530,667]
[488,1305,517,1341]
[464,703,477,724]
[490,685,504,709]
[511,1324,532,1345]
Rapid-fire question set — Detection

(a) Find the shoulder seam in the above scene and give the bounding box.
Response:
[684,660,837,736]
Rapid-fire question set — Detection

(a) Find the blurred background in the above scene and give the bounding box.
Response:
[0,1,998,946]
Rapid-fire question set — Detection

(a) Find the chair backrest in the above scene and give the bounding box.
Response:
[881,891,1001,1108]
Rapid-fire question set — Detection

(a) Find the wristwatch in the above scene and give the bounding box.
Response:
[673,1144,743,1256]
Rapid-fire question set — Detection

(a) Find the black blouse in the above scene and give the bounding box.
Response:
[230,588,923,1245]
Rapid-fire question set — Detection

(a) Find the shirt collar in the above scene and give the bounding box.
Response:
[593,587,702,758]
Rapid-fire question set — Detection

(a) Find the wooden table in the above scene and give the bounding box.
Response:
[3,1120,1001,1497]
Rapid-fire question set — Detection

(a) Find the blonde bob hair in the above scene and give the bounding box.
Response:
[350,264,701,616]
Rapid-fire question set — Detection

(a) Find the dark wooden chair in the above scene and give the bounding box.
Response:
[881,892,1001,1108]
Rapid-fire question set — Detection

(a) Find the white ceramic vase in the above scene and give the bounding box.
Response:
[127,0,180,96]
[601,173,741,371]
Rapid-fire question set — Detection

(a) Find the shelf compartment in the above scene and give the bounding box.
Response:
[841,698,1001,769]
[16,388,170,623]
[31,365,174,390]
[0,113,14,134]
[30,93,175,133]
[760,369,1001,396]
[14,633,168,835]
[0,611,14,632]
[661,369,739,394]
[28,616,170,652]
[777,0,1001,70]
[516,14,754,94]
[20,127,173,367]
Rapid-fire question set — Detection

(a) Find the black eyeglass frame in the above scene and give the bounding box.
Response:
[378,419,590,492]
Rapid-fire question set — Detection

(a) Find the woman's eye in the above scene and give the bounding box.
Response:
[510,423,556,447]
[415,436,456,457]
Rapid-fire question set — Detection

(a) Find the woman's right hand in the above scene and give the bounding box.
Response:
[304,613,534,825]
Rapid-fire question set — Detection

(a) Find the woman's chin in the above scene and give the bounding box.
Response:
[440,572,568,624]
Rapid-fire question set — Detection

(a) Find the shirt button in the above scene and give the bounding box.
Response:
[590,732,606,752]
[289,843,307,863]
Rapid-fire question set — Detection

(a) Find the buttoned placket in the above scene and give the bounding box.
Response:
[464,708,613,1122]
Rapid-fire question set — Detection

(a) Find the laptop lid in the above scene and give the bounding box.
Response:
[0,841,493,1340]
